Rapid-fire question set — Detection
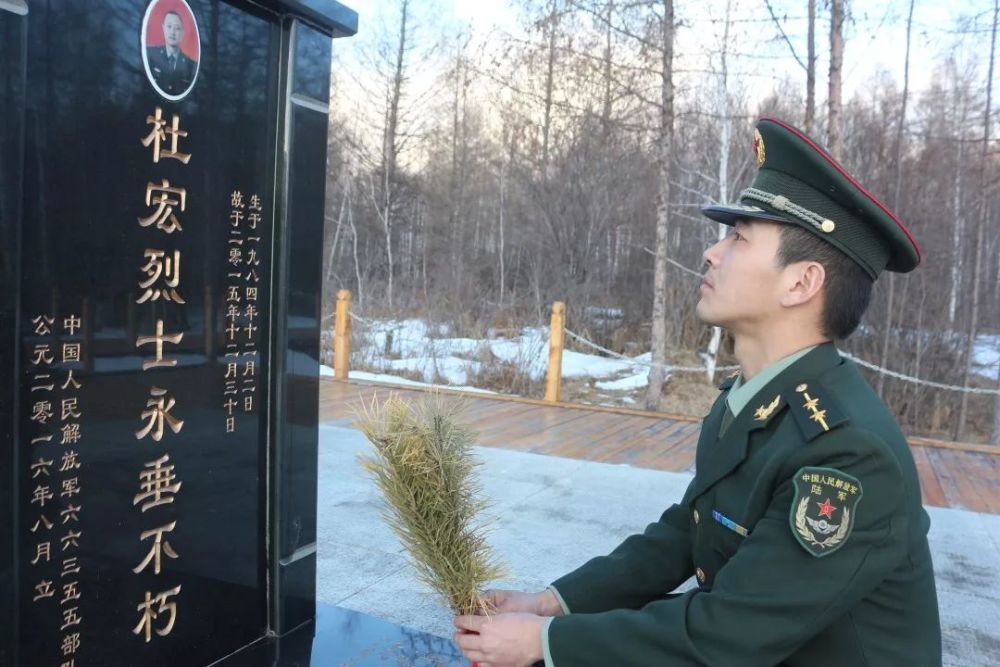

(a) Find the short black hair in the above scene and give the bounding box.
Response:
[774,223,873,340]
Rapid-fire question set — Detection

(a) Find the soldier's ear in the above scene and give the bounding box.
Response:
[779,260,825,308]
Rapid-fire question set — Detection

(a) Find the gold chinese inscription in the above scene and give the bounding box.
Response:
[137,249,186,304]
[133,521,179,575]
[133,585,182,643]
[141,107,191,164]
[135,319,184,371]
[134,454,182,512]
[135,387,184,441]
[138,179,187,233]
[224,190,263,433]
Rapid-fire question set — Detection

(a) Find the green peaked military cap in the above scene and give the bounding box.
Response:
[701,117,922,278]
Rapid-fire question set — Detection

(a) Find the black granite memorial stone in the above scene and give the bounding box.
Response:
[0,1,360,665]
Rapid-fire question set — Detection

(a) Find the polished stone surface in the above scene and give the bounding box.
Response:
[0,9,26,667]
[13,1,278,662]
[1,0,351,664]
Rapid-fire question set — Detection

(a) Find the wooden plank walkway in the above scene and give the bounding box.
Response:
[319,378,1000,514]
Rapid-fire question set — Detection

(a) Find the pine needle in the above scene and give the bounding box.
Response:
[355,392,505,616]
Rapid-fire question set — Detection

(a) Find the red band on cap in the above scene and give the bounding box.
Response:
[759,117,922,264]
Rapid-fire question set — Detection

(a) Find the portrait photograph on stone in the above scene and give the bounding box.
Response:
[2,0,1000,666]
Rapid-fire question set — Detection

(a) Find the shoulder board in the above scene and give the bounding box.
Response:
[784,381,849,441]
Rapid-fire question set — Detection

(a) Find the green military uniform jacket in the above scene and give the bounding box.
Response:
[546,342,941,666]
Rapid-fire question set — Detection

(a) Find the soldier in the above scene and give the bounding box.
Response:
[453,118,942,666]
[146,10,198,97]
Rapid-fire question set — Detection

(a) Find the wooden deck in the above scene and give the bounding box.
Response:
[319,378,1000,514]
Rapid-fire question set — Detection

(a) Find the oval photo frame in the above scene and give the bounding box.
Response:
[141,0,201,102]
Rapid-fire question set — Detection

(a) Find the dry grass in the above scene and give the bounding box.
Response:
[355,394,505,616]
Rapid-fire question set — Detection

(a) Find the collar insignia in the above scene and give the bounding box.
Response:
[753,394,781,421]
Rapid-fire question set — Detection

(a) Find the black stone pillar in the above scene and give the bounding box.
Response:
[0,4,28,667]
[0,1,355,665]
[268,17,334,637]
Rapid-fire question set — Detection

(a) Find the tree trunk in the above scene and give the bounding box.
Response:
[707,0,733,384]
[957,0,997,441]
[498,162,506,307]
[542,0,559,168]
[381,0,409,310]
[601,0,613,141]
[325,194,346,285]
[876,0,913,398]
[348,194,363,307]
[806,0,816,135]
[949,127,966,326]
[645,0,675,411]
[828,0,844,158]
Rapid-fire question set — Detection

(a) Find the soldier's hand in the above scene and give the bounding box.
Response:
[482,588,564,617]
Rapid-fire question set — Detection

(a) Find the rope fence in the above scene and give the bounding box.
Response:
[564,328,740,374]
[328,291,999,398]
[566,327,998,396]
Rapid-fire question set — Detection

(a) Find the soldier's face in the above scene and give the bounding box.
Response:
[696,220,787,332]
[163,14,184,48]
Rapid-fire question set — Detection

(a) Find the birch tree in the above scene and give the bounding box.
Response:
[875,0,914,398]
[646,0,675,410]
[828,0,845,158]
[957,0,998,440]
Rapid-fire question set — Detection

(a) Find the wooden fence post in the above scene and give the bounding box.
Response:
[545,301,565,402]
[334,289,352,380]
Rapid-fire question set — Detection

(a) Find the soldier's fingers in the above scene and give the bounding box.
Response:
[454,614,485,632]
[454,630,483,653]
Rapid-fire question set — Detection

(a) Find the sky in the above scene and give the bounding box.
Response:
[334,0,997,147]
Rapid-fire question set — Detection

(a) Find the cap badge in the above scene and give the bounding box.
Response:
[752,128,766,167]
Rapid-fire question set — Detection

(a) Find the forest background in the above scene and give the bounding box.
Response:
[320,0,1000,445]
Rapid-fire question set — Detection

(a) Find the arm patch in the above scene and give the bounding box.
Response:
[789,466,863,557]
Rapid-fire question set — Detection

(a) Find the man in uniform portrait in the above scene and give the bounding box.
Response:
[453,118,943,666]
[146,9,197,96]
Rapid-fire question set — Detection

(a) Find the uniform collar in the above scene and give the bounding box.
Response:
[726,344,819,418]
[689,342,844,501]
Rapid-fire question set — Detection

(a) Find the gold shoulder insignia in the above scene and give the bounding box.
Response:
[785,382,848,441]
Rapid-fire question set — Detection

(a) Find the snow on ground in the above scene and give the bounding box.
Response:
[974,335,999,378]
[336,317,999,398]
[343,318,653,396]
[596,372,650,391]
[320,365,497,395]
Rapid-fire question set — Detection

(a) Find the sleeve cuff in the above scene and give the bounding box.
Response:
[547,585,571,616]
[541,616,556,667]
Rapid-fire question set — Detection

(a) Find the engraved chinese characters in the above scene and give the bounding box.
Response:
[132,106,188,643]
[224,190,262,433]
[27,313,87,667]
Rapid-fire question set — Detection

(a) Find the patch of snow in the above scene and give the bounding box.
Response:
[345,317,662,394]
[320,365,496,394]
[596,372,650,391]
[973,334,999,378]
[383,356,481,386]
[562,349,639,378]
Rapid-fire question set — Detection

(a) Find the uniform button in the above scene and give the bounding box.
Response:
[693,509,700,524]
[696,567,706,583]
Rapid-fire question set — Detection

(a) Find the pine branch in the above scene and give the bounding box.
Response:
[356,393,505,616]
